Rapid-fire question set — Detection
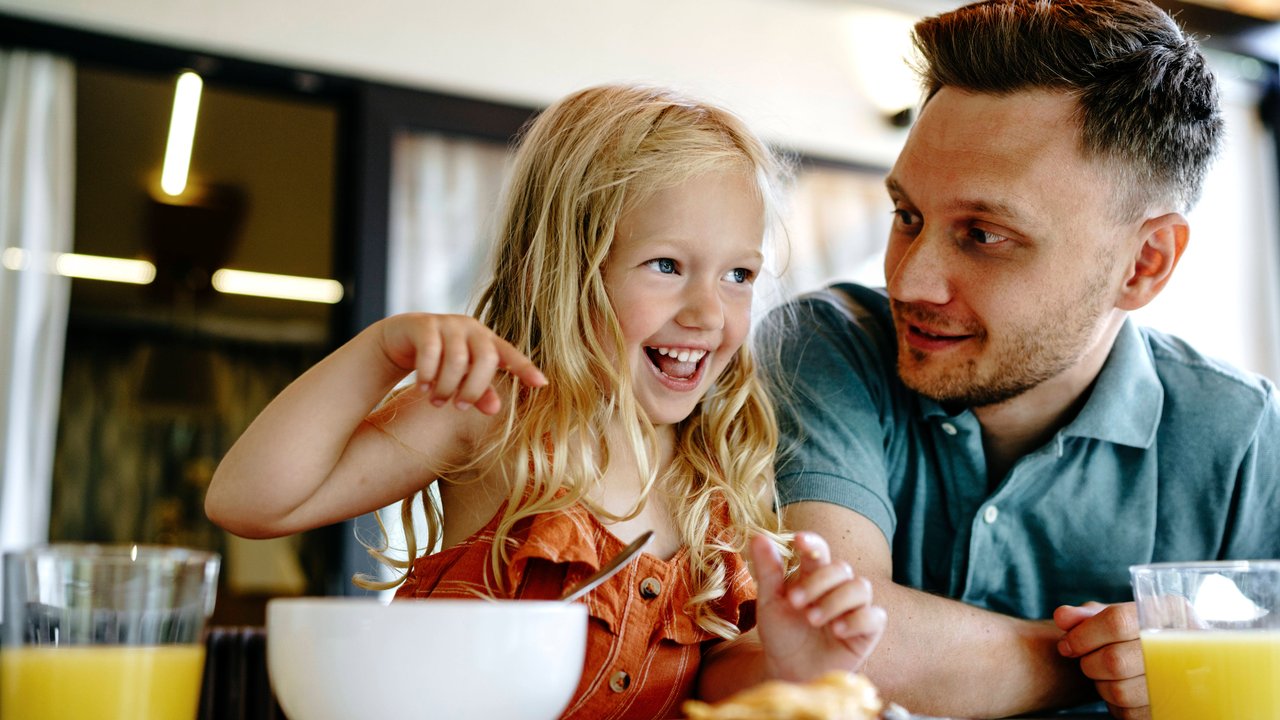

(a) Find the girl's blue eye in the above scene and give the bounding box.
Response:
[648,258,677,274]
[724,268,754,284]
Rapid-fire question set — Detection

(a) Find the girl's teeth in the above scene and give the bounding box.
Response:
[651,347,706,362]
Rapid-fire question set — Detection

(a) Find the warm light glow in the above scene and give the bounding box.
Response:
[55,253,156,284]
[1188,0,1280,20]
[212,269,344,304]
[161,72,203,196]
[2,247,27,270]
[844,9,921,117]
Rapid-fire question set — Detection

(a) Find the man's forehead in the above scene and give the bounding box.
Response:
[911,89,1087,167]
[886,89,1115,228]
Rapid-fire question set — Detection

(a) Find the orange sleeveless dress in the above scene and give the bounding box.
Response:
[395,501,757,720]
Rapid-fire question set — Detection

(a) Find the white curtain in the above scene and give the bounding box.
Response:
[761,163,891,313]
[368,130,513,591]
[386,131,514,315]
[0,50,76,561]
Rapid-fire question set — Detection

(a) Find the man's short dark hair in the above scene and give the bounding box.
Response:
[913,0,1223,218]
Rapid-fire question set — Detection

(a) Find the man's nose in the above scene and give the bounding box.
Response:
[886,230,952,306]
[676,279,725,330]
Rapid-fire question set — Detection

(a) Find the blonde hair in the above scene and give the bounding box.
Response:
[371,84,790,639]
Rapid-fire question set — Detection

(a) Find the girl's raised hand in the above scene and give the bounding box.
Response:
[750,531,887,681]
[378,313,547,415]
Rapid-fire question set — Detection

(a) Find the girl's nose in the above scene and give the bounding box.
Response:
[886,230,952,306]
[676,280,725,330]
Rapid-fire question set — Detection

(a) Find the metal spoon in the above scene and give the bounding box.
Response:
[559,530,654,602]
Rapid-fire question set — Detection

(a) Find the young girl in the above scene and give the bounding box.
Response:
[206,83,885,718]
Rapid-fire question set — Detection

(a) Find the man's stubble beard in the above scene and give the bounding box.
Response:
[892,262,1115,409]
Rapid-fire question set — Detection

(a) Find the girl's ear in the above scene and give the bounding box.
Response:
[1116,212,1189,312]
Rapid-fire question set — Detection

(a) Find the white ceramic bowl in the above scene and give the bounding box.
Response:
[266,597,588,720]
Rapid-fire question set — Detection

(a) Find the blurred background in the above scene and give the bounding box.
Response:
[1,0,1277,625]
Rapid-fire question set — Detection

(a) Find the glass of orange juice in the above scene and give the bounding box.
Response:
[1130,560,1280,720]
[1,544,220,720]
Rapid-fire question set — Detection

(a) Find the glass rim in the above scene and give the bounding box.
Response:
[1130,559,1280,574]
[3,542,219,565]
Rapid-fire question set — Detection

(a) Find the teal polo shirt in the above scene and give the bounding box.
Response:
[766,283,1280,620]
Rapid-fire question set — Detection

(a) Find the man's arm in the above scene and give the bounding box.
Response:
[784,501,1095,718]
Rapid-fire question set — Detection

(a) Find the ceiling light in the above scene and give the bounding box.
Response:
[2,247,27,271]
[55,253,156,284]
[211,269,344,304]
[161,71,203,197]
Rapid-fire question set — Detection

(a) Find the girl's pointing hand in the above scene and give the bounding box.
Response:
[750,531,887,682]
[379,313,547,415]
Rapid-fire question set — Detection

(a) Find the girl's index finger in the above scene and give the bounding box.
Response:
[493,338,548,387]
[792,531,832,576]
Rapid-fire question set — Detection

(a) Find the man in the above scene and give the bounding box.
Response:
[764,1,1280,718]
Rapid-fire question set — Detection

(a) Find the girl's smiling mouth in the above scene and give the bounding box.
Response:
[644,346,708,388]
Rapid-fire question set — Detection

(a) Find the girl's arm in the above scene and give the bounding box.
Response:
[697,532,887,701]
[205,313,546,538]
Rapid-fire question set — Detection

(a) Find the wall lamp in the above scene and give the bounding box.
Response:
[844,8,921,129]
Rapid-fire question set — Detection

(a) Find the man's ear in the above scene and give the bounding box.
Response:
[1116,212,1189,311]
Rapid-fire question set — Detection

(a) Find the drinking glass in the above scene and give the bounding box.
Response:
[1,544,220,720]
[1130,560,1280,720]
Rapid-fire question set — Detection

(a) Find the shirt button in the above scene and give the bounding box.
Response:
[639,577,662,600]
[940,422,958,436]
[983,505,999,524]
[609,670,631,693]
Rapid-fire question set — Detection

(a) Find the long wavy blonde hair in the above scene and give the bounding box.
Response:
[373,84,791,639]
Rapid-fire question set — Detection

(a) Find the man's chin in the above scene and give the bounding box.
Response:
[898,363,1026,409]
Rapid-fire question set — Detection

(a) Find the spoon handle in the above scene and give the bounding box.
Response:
[560,530,654,602]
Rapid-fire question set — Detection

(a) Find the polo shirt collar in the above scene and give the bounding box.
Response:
[916,318,1162,449]
[1062,318,1162,448]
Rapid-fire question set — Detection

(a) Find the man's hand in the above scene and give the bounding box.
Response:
[1054,602,1149,719]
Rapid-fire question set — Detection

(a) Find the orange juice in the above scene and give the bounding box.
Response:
[1140,629,1280,720]
[0,644,205,720]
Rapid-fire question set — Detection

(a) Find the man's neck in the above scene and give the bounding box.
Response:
[974,313,1127,486]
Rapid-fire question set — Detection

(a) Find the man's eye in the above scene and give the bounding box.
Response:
[723,268,754,284]
[891,208,920,228]
[968,228,1009,245]
[646,258,677,274]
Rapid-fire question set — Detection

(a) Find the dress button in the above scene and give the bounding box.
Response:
[983,505,999,524]
[940,422,958,436]
[639,577,662,600]
[609,670,631,693]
